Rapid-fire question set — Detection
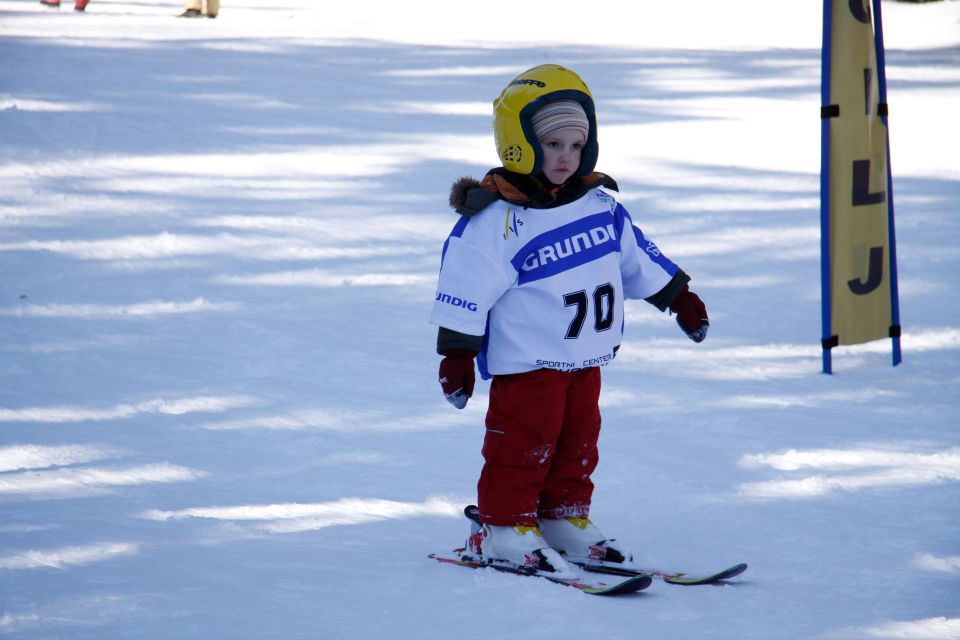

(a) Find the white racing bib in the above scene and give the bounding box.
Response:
[430,189,678,378]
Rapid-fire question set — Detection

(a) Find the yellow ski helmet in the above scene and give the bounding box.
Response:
[492,64,598,176]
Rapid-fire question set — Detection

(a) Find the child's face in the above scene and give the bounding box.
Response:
[539,127,586,185]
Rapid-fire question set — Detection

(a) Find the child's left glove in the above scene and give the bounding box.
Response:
[670,285,709,343]
[438,349,477,409]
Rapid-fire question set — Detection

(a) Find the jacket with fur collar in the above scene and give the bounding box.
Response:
[436,167,689,354]
[449,168,619,216]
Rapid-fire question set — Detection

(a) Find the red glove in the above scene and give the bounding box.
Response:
[669,285,709,343]
[439,349,477,409]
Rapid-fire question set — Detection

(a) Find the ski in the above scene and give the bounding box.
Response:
[574,561,748,586]
[429,550,652,596]
[449,505,743,587]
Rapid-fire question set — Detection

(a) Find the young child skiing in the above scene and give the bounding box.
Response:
[430,64,709,577]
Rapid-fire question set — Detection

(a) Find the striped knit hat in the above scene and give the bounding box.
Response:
[531,100,590,142]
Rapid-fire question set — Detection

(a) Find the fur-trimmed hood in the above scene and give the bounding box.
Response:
[449,168,618,217]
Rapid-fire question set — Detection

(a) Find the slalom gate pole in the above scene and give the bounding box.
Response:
[871,0,903,367]
[820,0,834,375]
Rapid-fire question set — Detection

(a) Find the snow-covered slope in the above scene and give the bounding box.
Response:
[1,1,958,638]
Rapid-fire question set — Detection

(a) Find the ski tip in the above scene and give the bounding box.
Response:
[664,562,748,585]
[580,573,653,595]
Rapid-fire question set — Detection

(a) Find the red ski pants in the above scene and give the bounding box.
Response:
[477,367,601,527]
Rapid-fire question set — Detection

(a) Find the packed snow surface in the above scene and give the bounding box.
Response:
[1,0,959,638]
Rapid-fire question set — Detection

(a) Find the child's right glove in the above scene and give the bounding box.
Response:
[438,349,477,409]
[670,285,709,343]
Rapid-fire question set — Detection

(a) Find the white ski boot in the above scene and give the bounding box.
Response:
[462,506,575,578]
[538,516,637,570]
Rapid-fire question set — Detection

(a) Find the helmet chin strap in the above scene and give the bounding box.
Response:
[529,172,570,202]
[532,171,557,188]
[534,171,565,192]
